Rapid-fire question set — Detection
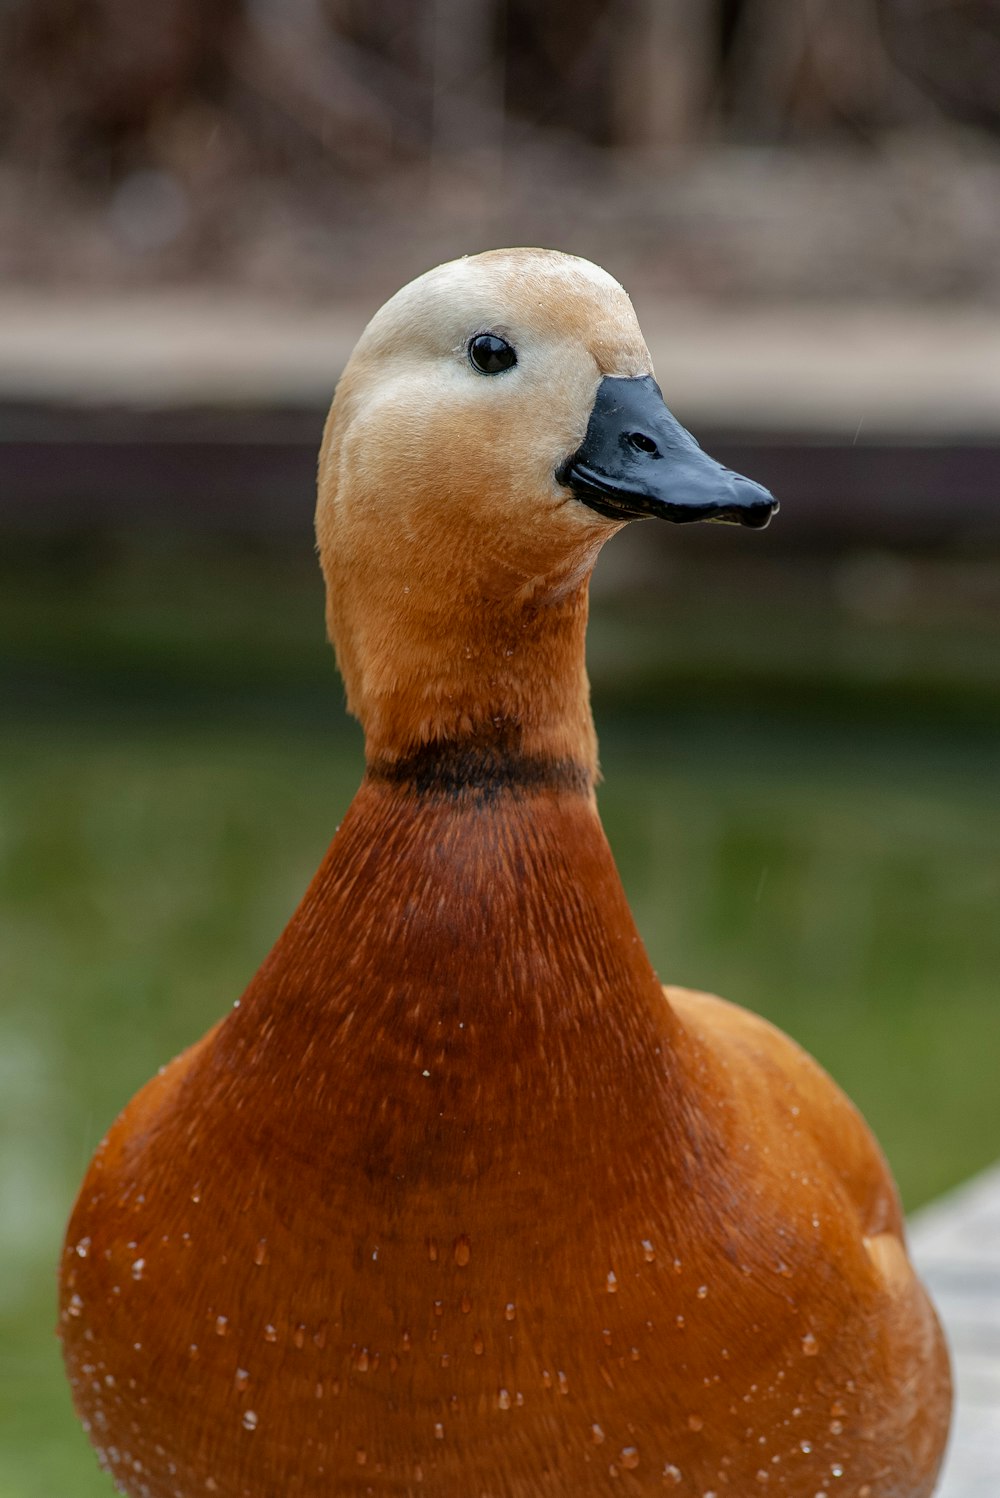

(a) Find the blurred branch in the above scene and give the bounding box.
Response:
[0,0,242,172]
[724,0,819,133]
[879,0,1000,133]
[428,0,504,173]
[232,0,399,169]
[611,0,715,149]
[723,0,945,136]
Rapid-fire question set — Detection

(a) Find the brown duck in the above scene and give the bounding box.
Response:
[60,248,951,1497]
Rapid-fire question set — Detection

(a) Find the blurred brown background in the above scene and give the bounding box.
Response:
[2,0,1000,299]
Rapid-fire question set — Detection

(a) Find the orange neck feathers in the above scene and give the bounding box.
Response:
[356,573,600,792]
[317,443,608,783]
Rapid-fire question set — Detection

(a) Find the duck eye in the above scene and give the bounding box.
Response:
[468,333,517,375]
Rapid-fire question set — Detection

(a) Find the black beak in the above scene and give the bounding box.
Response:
[558,375,778,529]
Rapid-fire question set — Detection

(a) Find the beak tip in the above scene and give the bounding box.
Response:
[743,495,779,529]
[731,479,778,529]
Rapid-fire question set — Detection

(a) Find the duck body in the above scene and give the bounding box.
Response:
[60,249,950,1496]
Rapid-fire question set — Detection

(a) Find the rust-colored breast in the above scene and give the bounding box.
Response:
[60,779,950,1497]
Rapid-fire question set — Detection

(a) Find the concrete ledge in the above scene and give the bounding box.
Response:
[1,292,999,437]
[911,1164,1000,1498]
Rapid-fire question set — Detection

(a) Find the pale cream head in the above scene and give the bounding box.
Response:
[316,248,653,769]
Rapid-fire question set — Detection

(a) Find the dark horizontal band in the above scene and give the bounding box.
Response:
[367,741,591,800]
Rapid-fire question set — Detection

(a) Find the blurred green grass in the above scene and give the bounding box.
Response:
[1,533,998,1496]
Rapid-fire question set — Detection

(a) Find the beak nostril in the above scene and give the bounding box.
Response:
[626,431,659,456]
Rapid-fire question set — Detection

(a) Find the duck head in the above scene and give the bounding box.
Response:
[317,248,776,773]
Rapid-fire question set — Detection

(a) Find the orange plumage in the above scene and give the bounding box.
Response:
[60,249,950,1496]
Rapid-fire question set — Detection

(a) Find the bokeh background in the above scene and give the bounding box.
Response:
[2,2,999,1494]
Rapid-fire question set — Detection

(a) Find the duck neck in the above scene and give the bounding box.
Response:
[341,574,600,794]
[248,562,688,1120]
